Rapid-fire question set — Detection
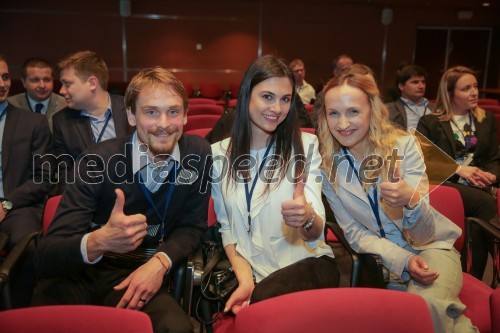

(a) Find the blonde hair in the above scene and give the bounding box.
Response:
[58,50,109,90]
[318,71,407,190]
[434,66,485,122]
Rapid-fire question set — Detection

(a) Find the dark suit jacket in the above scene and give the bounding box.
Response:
[35,134,212,278]
[417,111,500,181]
[52,94,133,189]
[2,103,53,208]
[387,99,436,131]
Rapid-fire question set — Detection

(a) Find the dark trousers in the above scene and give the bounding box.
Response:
[443,182,497,279]
[32,261,192,333]
[250,255,340,304]
[0,206,43,308]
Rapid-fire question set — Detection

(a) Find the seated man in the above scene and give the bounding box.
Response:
[33,67,212,333]
[52,50,133,192]
[386,65,435,131]
[289,59,316,105]
[0,55,53,307]
[8,57,67,131]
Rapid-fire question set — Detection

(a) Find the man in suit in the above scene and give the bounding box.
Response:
[8,58,66,131]
[0,55,53,307]
[386,65,435,131]
[33,67,212,333]
[289,59,316,105]
[52,51,133,192]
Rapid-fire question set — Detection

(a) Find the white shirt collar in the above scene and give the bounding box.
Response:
[131,131,181,175]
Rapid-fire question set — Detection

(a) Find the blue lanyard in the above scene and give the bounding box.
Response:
[137,162,177,245]
[342,148,386,238]
[0,108,7,123]
[400,99,429,117]
[244,139,274,235]
[92,112,113,143]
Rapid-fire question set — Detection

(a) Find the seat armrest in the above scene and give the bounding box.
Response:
[0,233,8,253]
[466,217,500,288]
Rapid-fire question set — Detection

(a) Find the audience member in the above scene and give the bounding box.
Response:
[0,54,53,307]
[33,67,212,333]
[318,69,477,332]
[387,65,435,131]
[289,59,316,105]
[417,66,498,279]
[8,57,67,130]
[384,60,409,103]
[52,50,133,193]
[205,94,312,144]
[211,55,339,315]
[332,54,353,78]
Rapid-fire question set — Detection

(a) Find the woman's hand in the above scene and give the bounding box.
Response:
[408,255,439,285]
[380,164,419,209]
[456,166,493,187]
[224,281,254,315]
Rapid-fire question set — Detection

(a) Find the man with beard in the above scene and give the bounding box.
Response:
[52,50,133,193]
[33,67,212,333]
[8,57,67,131]
[386,65,436,131]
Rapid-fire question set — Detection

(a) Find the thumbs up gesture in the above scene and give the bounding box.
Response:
[281,176,314,228]
[380,163,419,209]
[88,189,148,260]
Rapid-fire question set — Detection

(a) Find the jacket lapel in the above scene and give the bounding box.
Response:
[73,110,94,148]
[439,120,457,157]
[110,95,127,137]
[396,100,408,129]
[2,104,19,179]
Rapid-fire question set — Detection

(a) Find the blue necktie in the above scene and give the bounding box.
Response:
[35,103,44,113]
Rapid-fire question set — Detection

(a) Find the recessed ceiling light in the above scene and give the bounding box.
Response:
[482,2,490,6]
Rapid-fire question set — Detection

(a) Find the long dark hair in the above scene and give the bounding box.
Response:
[227,55,305,192]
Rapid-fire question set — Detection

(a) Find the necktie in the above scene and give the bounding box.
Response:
[35,103,44,113]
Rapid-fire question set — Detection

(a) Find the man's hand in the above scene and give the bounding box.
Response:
[408,255,439,285]
[87,189,147,261]
[115,257,167,310]
[457,166,493,188]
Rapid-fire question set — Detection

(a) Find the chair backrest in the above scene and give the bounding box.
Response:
[199,83,223,99]
[428,185,465,251]
[482,105,500,114]
[216,288,434,333]
[208,197,217,227]
[185,128,211,138]
[184,115,221,132]
[228,99,238,107]
[42,195,62,236]
[188,98,216,105]
[304,104,314,114]
[491,287,500,333]
[187,104,224,116]
[478,98,499,106]
[300,127,315,134]
[0,305,153,333]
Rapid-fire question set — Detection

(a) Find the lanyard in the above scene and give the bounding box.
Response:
[342,148,386,238]
[451,113,477,152]
[244,139,274,236]
[400,99,429,117]
[91,112,113,143]
[0,108,7,122]
[137,162,177,245]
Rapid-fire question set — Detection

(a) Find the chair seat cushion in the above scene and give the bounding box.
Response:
[459,273,493,333]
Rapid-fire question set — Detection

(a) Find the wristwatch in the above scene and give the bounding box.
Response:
[1,200,13,213]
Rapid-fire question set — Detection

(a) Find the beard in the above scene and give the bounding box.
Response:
[144,125,181,159]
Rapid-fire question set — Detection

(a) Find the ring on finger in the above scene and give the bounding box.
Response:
[139,298,147,303]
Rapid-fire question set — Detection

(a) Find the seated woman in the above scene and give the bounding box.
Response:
[417,66,498,279]
[318,70,477,332]
[211,55,339,315]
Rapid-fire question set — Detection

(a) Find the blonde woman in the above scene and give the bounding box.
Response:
[318,70,477,332]
[417,66,498,279]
